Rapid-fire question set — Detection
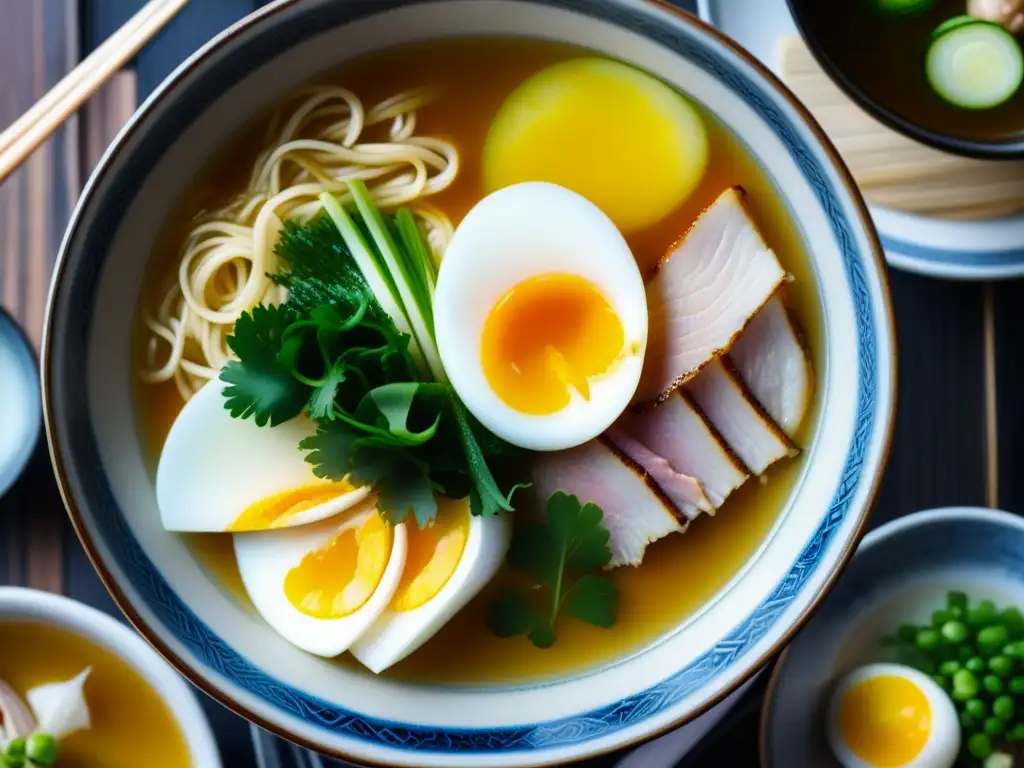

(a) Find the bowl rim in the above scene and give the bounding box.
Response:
[0,306,42,499]
[0,586,222,767]
[41,0,897,764]
[758,506,1024,767]
[784,0,1024,160]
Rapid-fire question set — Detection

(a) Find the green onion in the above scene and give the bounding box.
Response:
[993,695,1015,720]
[980,625,1010,651]
[969,731,994,759]
[941,620,969,643]
[984,674,1004,695]
[967,698,988,718]
[968,656,987,673]
[990,655,1014,677]
[970,600,999,628]
[984,716,1006,736]
[917,628,941,651]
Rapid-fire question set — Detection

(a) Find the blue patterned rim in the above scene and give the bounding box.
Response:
[44,0,889,760]
[881,234,1024,270]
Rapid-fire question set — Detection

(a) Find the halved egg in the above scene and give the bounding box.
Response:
[233,499,407,657]
[484,57,708,234]
[828,663,960,768]
[350,497,511,673]
[156,379,368,532]
[434,182,648,452]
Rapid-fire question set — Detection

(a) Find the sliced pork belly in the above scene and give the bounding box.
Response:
[605,426,712,520]
[728,296,813,438]
[531,437,688,567]
[684,358,797,476]
[636,187,787,406]
[617,391,748,509]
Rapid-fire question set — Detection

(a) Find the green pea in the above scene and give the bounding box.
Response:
[1010,722,1024,741]
[969,731,993,759]
[941,620,969,644]
[917,628,941,652]
[990,655,1014,677]
[979,625,1010,651]
[933,609,953,628]
[967,656,987,672]
[954,669,981,700]
[4,740,24,759]
[993,695,1015,720]
[939,660,962,677]
[985,716,1006,736]
[25,733,59,767]
[969,600,999,628]
[1010,641,1024,659]
[984,674,1004,695]
[1003,607,1024,637]
[966,698,988,718]
[948,590,969,610]
[1009,676,1024,694]
[950,605,965,620]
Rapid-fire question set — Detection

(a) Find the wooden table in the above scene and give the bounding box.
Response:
[0,1,1015,766]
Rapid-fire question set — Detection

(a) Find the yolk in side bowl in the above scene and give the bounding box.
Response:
[839,674,931,767]
[480,274,624,415]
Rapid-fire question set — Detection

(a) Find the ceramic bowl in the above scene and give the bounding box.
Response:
[42,1,896,765]
[0,308,41,498]
[761,507,1024,767]
[0,587,221,766]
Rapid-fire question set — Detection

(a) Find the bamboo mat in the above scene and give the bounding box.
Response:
[781,35,1024,219]
[0,0,138,593]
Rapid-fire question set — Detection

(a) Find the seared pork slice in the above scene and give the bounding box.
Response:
[618,391,748,509]
[636,187,787,406]
[605,426,712,520]
[684,358,797,476]
[531,437,688,567]
[728,296,813,438]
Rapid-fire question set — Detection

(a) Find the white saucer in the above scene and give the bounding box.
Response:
[698,0,1024,280]
[0,308,41,498]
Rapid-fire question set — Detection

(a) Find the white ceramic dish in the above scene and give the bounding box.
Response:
[0,309,40,498]
[761,507,1024,766]
[698,0,1024,281]
[42,0,895,765]
[0,587,221,766]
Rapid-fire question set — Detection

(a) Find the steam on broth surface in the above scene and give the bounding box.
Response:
[135,38,821,685]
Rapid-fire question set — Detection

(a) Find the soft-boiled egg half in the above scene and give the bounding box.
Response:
[484,58,708,234]
[828,664,960,768]
[156,379,369,532]
[434,182,648,452]
[234,496,510,666]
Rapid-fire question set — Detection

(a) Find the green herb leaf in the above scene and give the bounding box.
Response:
[486,493,618,648]
[300,420,358,481]
[567,575,618,628]
[221,305,311,426]
[307,362,348,421]
[360,383,441,445]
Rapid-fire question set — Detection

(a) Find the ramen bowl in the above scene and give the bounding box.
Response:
[42,1,895,765]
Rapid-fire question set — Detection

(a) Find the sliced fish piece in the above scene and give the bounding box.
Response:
[728,296,813,438]
[531,437,688,568]
[605,426,712,520]
[618,391,749,509]
[636,187,787,406]
[684,358,797,476]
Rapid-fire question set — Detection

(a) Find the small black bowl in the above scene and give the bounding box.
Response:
[786,0,1024,159]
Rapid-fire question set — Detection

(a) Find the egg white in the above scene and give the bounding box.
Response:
[156,379,369,532]
[433,182,648,452]
[233,500,407,657]
[350,512,512,673]
[827,663,960,768]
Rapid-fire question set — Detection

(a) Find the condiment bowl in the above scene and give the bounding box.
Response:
[42,1,896,765]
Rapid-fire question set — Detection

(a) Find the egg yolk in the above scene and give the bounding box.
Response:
[481,274,625,415]
[391,497,470,612]
[284,514,392,619]
[229,482,357,531]
[483,57,708,233]
[839,675,932,767]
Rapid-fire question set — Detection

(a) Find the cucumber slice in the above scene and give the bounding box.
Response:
[931,15,978,40]
[926,22,1024,109]
[875,0,934,15]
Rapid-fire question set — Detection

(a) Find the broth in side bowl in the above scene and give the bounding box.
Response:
[135,38,822,685]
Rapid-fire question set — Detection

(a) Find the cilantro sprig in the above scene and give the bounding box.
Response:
[220,204,526,527]
[487,492,619,648]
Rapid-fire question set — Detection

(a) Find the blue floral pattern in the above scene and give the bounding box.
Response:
[62,0,882,756]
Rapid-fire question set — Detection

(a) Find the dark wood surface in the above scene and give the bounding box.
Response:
[0,1,1015,766]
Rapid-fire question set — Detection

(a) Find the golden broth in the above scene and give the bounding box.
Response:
[0,622,190,767]
[135,38,822,685]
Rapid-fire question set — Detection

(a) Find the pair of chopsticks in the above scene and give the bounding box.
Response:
[0,0,191,185]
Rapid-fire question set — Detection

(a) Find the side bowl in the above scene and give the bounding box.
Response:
[0,587,221,767]
[42,0,896,766]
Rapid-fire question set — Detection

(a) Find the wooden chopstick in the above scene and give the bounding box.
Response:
[0,0,191,185]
